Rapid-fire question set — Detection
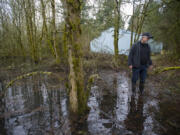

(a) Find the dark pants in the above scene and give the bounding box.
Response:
[132,65,147,84]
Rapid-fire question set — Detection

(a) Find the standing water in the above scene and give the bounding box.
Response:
[0,71,160,135]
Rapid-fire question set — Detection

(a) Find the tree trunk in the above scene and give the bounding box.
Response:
[130,0,135,48]
[113,0,120,65]
[114,0,119,64]
[23,0,39,63]
[136,1,150,41]
[11,0,25,57]
[62,0,88,115]
[134,0,150,42]
[51,0,60,63]
[40,0,55,57]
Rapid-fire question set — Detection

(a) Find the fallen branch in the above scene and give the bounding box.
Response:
[153,66,180,74]
[6,71,52,89]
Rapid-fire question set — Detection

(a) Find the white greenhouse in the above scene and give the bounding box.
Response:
[90,27,163,55]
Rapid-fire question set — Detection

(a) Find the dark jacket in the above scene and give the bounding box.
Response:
[128,41,152,68]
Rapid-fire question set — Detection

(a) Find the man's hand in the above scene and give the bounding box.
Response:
[129,65,133,69]
[149,65,153,70]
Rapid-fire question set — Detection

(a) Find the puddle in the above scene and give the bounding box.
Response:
[0,71,160,135]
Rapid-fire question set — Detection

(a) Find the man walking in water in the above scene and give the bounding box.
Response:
[128,32,153,94]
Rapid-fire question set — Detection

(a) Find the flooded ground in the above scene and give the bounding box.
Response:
[0,70,160,135]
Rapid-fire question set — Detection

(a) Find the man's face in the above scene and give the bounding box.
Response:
[141,36,149,43]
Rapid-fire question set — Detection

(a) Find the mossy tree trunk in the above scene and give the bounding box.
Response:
[40,0,57,58]
[113,0,121,66]
[51,0,60,63]
[23,0,39,63]
[10,0,26,57]
[62,0,88,115]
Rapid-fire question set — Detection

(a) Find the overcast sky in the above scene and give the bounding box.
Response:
[87,0,133,29]
[121,2,133,29]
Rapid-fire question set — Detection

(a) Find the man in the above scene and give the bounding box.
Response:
[128,32,153,94]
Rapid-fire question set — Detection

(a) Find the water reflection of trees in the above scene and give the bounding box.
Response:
[0,77,71,135]
[125,94,145,135]
[0,81,6,135]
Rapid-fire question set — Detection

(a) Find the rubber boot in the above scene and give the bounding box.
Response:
[132,82,136,93]
[139,82,145,95]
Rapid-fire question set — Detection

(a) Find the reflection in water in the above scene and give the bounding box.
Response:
[0,81,6,135]
[0,71,159,135]
[87,72,132,135]
[0,75,71,135]
[115,73,130,126]
[125,94,145,135]
[87,72,159,135]
[87,85,111,134]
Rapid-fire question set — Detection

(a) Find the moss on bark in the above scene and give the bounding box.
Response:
[63,0,89,115]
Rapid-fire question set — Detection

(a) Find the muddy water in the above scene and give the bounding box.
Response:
[0,71,160,135]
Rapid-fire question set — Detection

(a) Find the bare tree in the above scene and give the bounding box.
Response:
[10,0,25,57]
[23,0,39,63]
[130,0,135,48]
[40,0,56,58]
[130,0,151,47]
[51,0,60,63]
[134,0,150,42]
[114,0,122,66]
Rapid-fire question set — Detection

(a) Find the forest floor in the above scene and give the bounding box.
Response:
[0,54,179,135]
